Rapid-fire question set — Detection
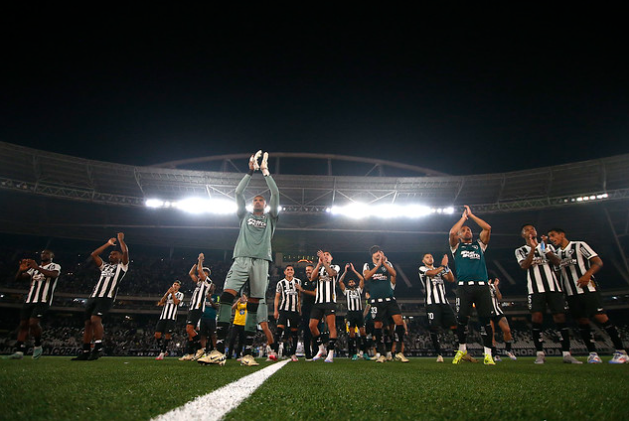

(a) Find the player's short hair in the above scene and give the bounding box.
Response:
[520,223,535,231]
[173,280,181,286]
[548,227,565,235]
[422,253,433,259]
[202,267,211,275]
[42,249,55,258]
[284,265,294,271]
[305,264,314,269]
[254,194,266,201]
[369,245,381,255]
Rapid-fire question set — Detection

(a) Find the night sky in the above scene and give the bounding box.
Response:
[2,7,628,175]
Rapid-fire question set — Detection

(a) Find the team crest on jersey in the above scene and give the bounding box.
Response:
[472,245,478,250]
[247,217,267,228]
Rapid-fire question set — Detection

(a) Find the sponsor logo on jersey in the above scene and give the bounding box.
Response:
[461,250,481,260]
[247,218,267,228]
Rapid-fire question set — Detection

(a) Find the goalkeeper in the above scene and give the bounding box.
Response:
[199,151,279,367]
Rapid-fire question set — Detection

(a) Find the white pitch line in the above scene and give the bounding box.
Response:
[153,360,290,421]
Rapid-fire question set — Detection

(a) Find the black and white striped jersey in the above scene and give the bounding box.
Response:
[190,278,212,311]
[418,266,449,305]
[515,244,562,294]
[343,287,363,311]
[90,262,129,299]
[315,265,340,304]
[488,283,504,316]
[276,277,301,312]
[159,291,184,320]
[25,263,61,304]
[553,241,598,296]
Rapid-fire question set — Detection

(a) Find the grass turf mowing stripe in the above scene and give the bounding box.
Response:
[153,359,290,421]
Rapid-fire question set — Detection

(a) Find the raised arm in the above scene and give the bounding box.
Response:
[261,152,280,219]
[338,265,348,292]
[363,261,380,280]
[158,287,173,306]
[117,232,129,265]
[350,263,365,289]
[465,206,491,244]
[197,253,209,281]
[91,237,116,267]
[380,253,396,278]
[235,173,252,218]
[189,263,199,283]
[16,259,32,281]
[449,208,468,248]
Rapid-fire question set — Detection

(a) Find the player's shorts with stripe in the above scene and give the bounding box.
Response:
[455,283,493,319]
[369,298,401,322]
[187,309,203,326]
[528,292,566,314]
[310,303,336,320]
[84,297,114,320]
[566,291,605,319]
[426,303,456,329]
[346,311,364,328]
[20,302,49,320]
[277,310,300,328]
[224,257,269,298]
[155,319,176,334]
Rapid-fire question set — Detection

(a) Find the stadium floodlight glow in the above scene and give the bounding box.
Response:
[330,203,457,219]
[245,204,279,214]
[566,192,608,204]
[144,197,238,215]
[145,198,165,208]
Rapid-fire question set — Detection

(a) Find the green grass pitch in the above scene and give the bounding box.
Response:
[1,356,627,420]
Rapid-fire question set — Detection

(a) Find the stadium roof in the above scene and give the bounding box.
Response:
[1,141,628,287]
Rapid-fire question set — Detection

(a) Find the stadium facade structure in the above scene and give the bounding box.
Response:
[1,141,628,318]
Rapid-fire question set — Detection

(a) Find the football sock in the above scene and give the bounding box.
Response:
[395,325,405,351]
[430,331,441,355]
[505,341,513,352]
[457,319,468,345]
[273,327,284,353]
[492,346,498,357]
[532,322,544,352]
[374,328,385,355]
[156,337,163,350]
[17,341,26,353]
[94,340,103,352]
[242,331,256,356]
[290,330,299,355]
[556,322,570,352]
[480,321,493,349]
[82,343,91,354]
[34,337,41,347]
[602,321,624,350]
[163,339,170,353]
[579,324,597,353]
[327,338,336,352]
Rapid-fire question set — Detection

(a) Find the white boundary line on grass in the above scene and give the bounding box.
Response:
[152,360,290,421]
